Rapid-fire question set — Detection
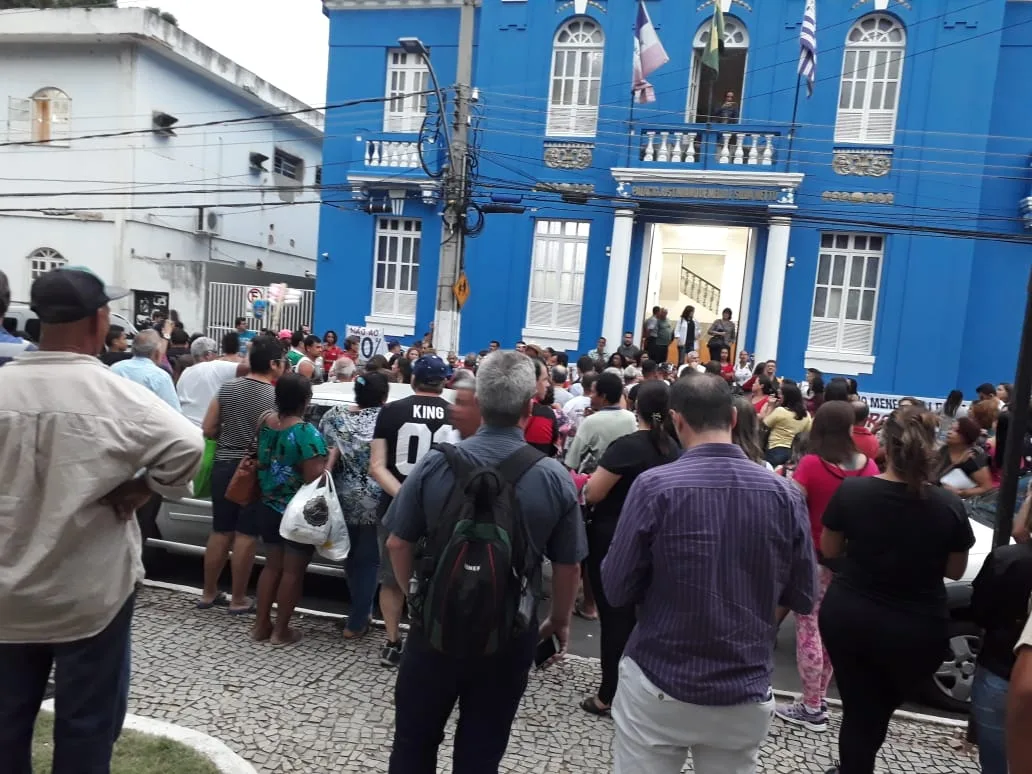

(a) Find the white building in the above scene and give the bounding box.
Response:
[0,7,323,333]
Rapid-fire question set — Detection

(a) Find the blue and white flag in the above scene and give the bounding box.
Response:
[798,0,817,97]
[633,0,669,104]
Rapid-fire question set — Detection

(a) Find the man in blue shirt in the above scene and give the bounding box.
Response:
[234,317,255,355]
[111,329,181,411]
[0,271,36,367]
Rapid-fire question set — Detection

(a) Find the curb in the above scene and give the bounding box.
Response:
[40,699,257,774]
[143,579,968,731]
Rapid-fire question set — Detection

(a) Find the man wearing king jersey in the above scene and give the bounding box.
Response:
[369,354,453,667]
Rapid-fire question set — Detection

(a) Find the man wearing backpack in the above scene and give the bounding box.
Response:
[384,350,586,773]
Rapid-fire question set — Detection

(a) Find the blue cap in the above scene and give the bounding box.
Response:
[412,354,448,385]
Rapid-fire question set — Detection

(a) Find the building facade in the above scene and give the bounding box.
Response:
[317,0,1032,398]
[0,7,322,334]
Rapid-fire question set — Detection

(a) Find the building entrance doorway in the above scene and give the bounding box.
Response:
[641,224,754,367]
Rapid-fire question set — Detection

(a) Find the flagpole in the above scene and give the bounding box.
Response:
[626,90,635,166]
[786,74,802,168]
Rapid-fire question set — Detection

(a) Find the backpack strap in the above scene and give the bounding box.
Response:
[495,445,547,487]
[432,442,476,482]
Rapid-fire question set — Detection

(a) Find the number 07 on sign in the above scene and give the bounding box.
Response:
[453,272,470,309]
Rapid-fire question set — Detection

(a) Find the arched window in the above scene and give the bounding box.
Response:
[687,17,749,123]
[835,15,905,144]
[546,18,605,138]
[28,248,67,282]
[6,87,72,145]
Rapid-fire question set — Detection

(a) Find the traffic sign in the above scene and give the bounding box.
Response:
[246,286,264,304]
[453,272,470,309]
[346,324,387,365]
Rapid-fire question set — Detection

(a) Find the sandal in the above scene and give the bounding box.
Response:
[579,696,611,716]
[228,601,257,616]
[573,603,599,622]
[195,592,230,610]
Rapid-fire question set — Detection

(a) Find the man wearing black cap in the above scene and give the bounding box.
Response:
[369,353,454,667]
[0,267,204,773]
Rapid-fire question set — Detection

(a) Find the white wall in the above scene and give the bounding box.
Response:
[0,36,321,329]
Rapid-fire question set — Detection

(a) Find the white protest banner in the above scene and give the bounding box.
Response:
[346,324,387,364]
[858,391,969,417]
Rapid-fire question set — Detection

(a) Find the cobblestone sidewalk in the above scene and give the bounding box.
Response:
[130,587,976,773]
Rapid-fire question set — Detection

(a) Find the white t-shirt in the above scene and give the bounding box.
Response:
[176,360,240,427]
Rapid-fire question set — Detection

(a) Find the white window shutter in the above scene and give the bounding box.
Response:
[862,109,896,145]
[50,97,71,143]
[807,319,840,350]
[555,302,581,330]
[527,300,555,329]
[396,291,417,318]
[834,109,864,143]
[7,97,30,143]
[373,289,396,316]
[840,321,874,354]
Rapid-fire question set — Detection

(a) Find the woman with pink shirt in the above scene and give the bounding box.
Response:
[775,401,879,733]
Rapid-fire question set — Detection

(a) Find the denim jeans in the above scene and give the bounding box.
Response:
[345,523,381,634]
[972,665,1009,774]
[0,593,134,774]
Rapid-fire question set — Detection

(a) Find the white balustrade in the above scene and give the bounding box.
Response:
[638,129,774,166]
[365,140,420,168]
[657,132,670,162]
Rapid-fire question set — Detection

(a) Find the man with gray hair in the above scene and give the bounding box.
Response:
[551,365,573,407]
[442,370,481,443]
[176,336,249,427]
[111,328,181,411]
[384,349,587,773]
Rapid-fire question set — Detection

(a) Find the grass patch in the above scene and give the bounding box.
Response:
[33,712,221,774]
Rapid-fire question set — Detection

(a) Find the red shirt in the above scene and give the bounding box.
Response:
[720,362,734,382]
[851,425,880,461]
[793,453,879,550]
[322,345,344,376]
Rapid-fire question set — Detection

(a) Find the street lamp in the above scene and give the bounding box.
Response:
[397,37,451,151]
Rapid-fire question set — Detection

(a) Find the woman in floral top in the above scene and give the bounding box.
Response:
[250,373,327,646]
[320,371,390,639]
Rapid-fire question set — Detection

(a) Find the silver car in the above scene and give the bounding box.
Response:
[139,381,455,578]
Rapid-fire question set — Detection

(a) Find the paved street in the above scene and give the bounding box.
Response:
[146,555,963,719]
[129,586,976,773]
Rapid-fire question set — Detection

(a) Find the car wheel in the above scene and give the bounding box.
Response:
[916,620,981,713]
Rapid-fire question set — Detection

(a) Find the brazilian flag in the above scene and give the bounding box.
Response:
[701,3,725,74]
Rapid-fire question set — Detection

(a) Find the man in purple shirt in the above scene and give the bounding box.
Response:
[602,373,817,774]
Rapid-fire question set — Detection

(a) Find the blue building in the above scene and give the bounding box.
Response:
[317,0,1032,400]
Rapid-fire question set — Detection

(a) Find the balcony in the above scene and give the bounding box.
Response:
[635,124,786,172]
[364,137,421,168]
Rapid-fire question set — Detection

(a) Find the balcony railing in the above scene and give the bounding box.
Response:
[680,266,721,313]
[636,124,785,171]
[363,137,421,168]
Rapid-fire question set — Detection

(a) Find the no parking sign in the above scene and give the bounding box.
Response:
[346,324,387,364]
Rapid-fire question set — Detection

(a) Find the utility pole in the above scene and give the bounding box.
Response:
[432,0,476,357]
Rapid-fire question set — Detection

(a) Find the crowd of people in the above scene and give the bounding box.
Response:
[7,266,1032,774]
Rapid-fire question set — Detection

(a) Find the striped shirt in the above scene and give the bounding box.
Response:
[213,376,275,461]
[602,443,818,706]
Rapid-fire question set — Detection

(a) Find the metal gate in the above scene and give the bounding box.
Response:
[206,281,315,341]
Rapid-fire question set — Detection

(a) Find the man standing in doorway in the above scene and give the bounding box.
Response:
[369,354,453,667]
[648,308,673,364]
[603,374,817,774]
[642,307,660,358]
[0,267,203,774]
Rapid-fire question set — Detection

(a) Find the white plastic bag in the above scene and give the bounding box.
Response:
[317,478,350,562]
[280,473,335,546]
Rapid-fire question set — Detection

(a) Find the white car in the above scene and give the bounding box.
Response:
[140,382,454,578]
[3,301,138,342]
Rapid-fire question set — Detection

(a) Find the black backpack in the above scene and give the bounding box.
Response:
[413,443,545,658]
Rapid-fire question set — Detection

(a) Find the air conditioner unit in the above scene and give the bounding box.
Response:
[196,208,222,235]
